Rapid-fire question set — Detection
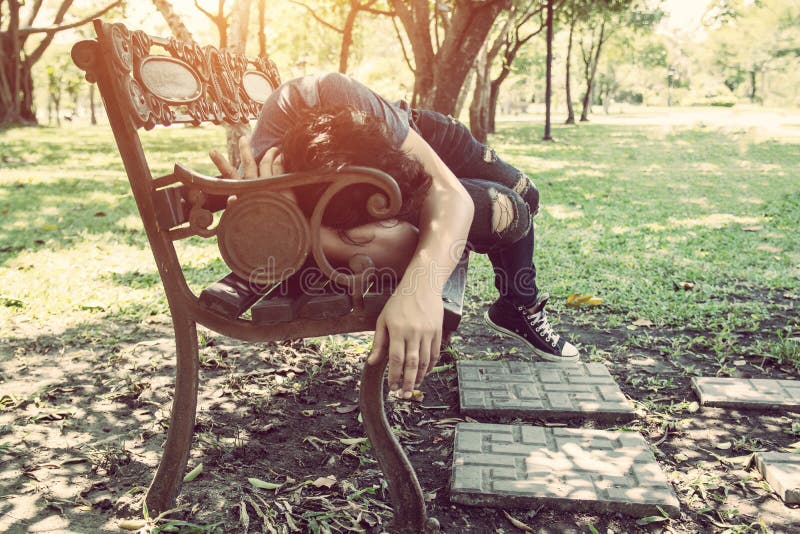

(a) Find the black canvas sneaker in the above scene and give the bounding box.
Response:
[484,293,579,362]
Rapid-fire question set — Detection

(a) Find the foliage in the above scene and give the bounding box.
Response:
[0,0,123,125]
[702,0,800,104]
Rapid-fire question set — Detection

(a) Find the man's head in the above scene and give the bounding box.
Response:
[280,105,432,229]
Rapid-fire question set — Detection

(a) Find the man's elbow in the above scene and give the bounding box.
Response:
[457,186,475,227]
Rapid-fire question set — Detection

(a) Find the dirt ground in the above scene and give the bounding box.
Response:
[2,289,800,534]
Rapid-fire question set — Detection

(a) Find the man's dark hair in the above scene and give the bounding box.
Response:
[280,105,432,229]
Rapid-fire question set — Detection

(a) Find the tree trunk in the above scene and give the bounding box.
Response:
[488,75,505,133]
[469,42,490,143]
[564,16,576,125]
[392,0,509,114]
[258,0,267,56]
[339,6,358,73]
[1,0,120,126]
[20,61,36,122]
[580,21,605,122]
[225,0,252,168]
[750,69,757,103]
[481,10,516,134]
[455,66,475,120]
[431,1,507,115]
[543,0,554,141]
[151,0,195,42]
[1,0,23,124]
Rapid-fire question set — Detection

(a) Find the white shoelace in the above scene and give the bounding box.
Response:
[524,309,558,346]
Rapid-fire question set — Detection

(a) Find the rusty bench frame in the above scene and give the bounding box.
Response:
[71,19,467,533]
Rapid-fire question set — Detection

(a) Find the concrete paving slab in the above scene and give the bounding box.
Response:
[691,377,800,411]
[450,423,680,517]
[755,452,800,504]
[457,361,634,422]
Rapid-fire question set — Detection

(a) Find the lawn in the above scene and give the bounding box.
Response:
[1,110,799,533]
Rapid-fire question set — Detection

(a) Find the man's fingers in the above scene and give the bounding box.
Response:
[368,317,388,364]
[272,153,285,175]
[401,346,419,398]
[386,333,405,393]
[415,337,431,388]
[400,333,421,397]
[259,146,281,178]
[427,329,442,374]
[209,150,240,179]
[239,136,257,178]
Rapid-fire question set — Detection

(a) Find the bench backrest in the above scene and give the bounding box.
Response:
[75,20,281,130]
[71,20,290,321]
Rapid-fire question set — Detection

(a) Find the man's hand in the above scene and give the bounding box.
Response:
[364,128,473,397]
[369,287,443,398]
[209,136,284,179]
[209,137,296,203]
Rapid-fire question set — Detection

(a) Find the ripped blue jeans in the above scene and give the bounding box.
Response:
[412,109,540,308]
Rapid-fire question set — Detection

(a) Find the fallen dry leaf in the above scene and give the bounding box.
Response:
[312,475,337,488]
[632,319,653,327]
[334,404,359,414]
[566,293,603,307]
[502,510,534,532]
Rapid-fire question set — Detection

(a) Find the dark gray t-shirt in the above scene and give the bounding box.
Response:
[250,72,412,161]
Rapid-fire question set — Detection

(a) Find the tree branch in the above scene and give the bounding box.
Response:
[194,0,217,21]
[20,0,121,36]
[488,11,515,60]
[514,0,545,44]
[391,13,415,74]
[354,0,393,16]
[25,0,45,28]
[289,0,344,33]
[362,7,395,16]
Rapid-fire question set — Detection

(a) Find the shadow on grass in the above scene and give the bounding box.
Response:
[0,177,140,263]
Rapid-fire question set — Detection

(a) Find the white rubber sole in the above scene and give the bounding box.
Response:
[484,311,580,363]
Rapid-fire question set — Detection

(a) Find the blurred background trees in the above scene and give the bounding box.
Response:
[3,0,799,130]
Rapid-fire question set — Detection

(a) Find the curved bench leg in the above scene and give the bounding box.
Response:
[145,315,200,513]
[360,356,440,533]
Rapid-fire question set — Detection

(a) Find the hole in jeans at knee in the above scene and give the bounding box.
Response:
[491,193,516,236]
[513,173,530,195]
[482,145,497,163]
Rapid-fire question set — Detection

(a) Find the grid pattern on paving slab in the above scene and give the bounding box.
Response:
[755,452,800,504]
[691,377,800,411]
[457,361,634,421]
[450,423,680,517]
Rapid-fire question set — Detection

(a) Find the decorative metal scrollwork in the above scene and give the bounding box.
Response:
[216,192,311,286]
[109,23,132,72]
[88,20,282,130]
[186,190,215,238]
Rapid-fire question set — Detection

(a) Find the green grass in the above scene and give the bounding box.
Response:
[473,121,800,337]
[1,118,799,361]
[0,125,228,328]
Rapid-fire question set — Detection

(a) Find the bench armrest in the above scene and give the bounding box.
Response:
[164,163,404,303]
[172,163,398,199]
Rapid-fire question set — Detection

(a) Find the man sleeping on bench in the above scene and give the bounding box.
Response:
[209,72,580,400]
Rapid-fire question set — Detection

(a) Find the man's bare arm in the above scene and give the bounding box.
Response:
[368,128,474,397]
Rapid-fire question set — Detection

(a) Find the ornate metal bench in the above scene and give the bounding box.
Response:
[71,19,467,533]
